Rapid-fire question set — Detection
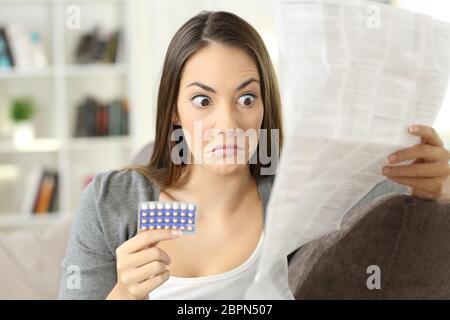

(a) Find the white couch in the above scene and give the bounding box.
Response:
[0,216,72,299]
[0,142,154,299]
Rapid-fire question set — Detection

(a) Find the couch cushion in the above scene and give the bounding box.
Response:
[288,194,450,299]
[0,216,72,299]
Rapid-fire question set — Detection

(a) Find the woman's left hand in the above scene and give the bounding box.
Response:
[382,125,450,201]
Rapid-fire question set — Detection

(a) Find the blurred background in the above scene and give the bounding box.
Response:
[0,0,448,233]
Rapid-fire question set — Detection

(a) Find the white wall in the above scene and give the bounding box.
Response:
[394,0,450,145]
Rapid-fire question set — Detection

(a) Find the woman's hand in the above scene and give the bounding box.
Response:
[382,125,450,201]
[107,229,181,300]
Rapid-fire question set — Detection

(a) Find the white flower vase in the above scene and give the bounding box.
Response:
[13,120,35,148]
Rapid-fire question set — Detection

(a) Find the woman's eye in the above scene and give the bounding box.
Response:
[192,95,211,107]
[237,94,256,107]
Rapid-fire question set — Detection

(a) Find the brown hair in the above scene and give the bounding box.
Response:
[126,10,283,188]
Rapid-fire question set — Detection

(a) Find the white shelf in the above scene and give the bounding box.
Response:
[0,136,132,153]
[0,64,128,79]
[68,136,131,149]
[0,67,55,79]
[0,0,54,4]
[64,63,128,77]
[0,0,135,230]
[0,138,60,153]
[0,213,61,229]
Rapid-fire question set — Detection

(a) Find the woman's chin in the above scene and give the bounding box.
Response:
[187,150,251,176]
[200,160,248,177]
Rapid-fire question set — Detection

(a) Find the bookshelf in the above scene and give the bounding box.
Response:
[0,0,136,231]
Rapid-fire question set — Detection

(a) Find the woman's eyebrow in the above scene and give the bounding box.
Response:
[236,78,260,91]
[187,82,217,93]
[186,78,260,93]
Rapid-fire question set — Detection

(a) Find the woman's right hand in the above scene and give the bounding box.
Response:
[107,229,181,300]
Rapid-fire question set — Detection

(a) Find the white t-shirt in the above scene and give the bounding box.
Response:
[149,232,265,300]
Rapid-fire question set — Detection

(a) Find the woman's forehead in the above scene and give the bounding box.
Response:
[180,43,260,86]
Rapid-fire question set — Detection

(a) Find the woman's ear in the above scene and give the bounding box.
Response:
[172,110,181,126]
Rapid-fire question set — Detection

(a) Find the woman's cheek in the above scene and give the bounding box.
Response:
[251,103,264,146]
[181,120,211,164]
[180,124,198,163]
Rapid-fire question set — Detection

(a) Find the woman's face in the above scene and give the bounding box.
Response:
[175,42,264,177]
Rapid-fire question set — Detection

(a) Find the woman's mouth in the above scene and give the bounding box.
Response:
[212,144,241,152]
[209,143,244,156]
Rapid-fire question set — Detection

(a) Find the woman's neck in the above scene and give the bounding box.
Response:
[164,165,258,223]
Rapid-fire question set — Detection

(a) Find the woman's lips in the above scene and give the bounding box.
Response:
[208,143,244,156]
[212,144,242,152]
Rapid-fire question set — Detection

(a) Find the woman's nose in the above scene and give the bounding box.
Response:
[214,103,239,131]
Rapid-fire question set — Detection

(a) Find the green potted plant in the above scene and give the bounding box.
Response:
[10,97,36,147]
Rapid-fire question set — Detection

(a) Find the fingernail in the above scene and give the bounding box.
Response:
[387,154,397,163]
[382,167,391,174]
[171,230,181,236]
[409,125,419,133]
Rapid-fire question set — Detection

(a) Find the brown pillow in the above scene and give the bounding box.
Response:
[288,194,450,299]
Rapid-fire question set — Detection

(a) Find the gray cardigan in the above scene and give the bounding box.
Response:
[58,169,406,299]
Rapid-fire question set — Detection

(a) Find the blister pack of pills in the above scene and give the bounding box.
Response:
[138,201,198,234]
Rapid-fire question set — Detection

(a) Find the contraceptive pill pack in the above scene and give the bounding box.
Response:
[138,201,198,234]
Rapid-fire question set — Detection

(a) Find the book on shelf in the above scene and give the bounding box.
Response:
[21,166,58,216]
[0,27,15,69]
[75,27,122,64]
[74,97,129,137]
[0,24,48,71]
[83,174,96,191]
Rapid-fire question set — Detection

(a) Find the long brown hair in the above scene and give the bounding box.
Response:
[127,11,283,189]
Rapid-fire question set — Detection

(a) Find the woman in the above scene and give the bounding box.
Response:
[58,11,450,300]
